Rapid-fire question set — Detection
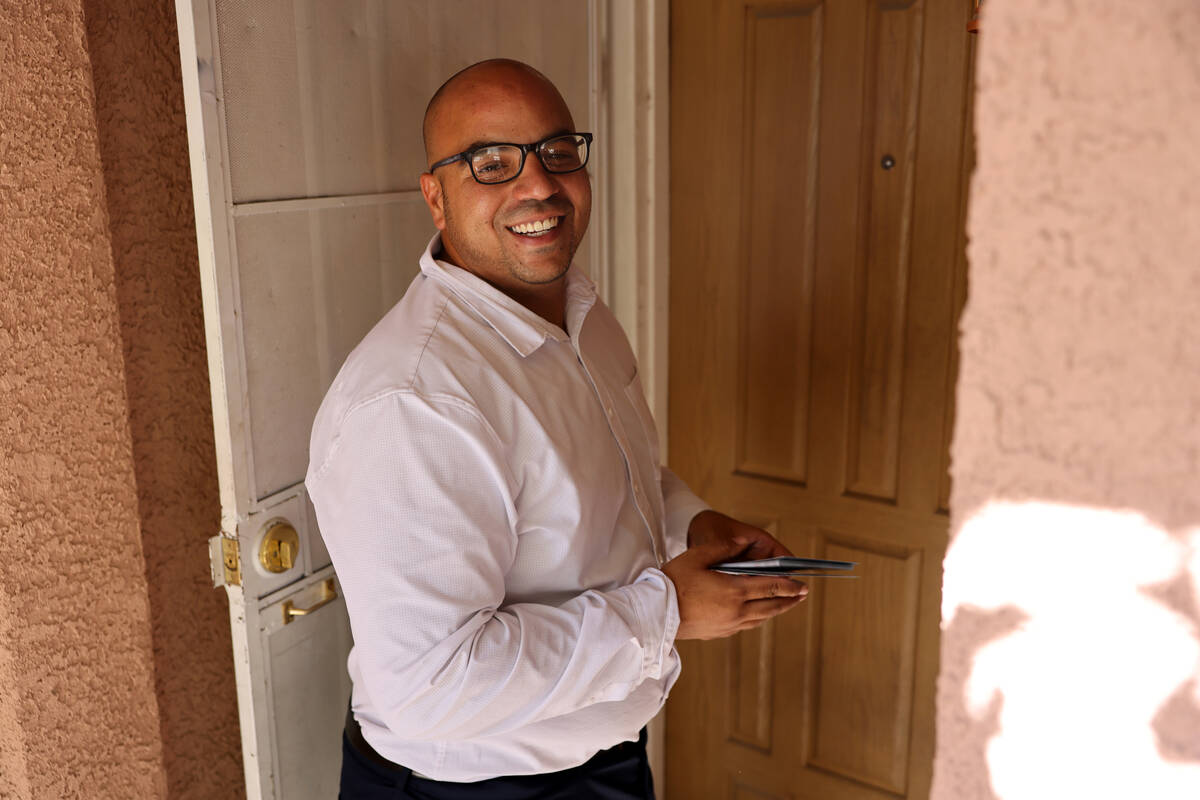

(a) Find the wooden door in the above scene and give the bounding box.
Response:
[666,1,975,798]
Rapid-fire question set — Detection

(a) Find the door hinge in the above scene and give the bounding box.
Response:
[209,534,241,587]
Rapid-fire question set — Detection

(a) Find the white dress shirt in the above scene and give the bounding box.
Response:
[305,235,708,781]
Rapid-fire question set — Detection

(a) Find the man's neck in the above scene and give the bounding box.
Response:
[502,282,567,330]
[434,244,568,330]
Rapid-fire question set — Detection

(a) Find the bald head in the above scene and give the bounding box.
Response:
[415,58,591,323]
[422,59,574,167]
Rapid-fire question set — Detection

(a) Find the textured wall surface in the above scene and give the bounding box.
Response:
[82,0,244,796]
[935,1,1200,798]
[0,0,168,796]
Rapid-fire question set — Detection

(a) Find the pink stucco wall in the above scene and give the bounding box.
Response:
[82,0,244,795]
[0,2,167,794]
[935,0,1200,798]
[1,0,241,796]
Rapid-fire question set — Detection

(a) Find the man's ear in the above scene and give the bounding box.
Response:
[419,172,447,231]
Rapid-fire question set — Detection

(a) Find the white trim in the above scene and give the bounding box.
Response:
[587,0,613,302]
[592,1,672,795]
[174,2,267,792]
[596,0,671,437]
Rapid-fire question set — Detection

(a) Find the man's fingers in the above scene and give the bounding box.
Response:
[735,576,808,601]
[739,593,806,625]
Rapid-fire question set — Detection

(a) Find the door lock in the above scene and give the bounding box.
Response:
[258,521,299,573]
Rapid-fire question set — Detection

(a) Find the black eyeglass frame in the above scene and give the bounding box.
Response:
[428,132,594,185]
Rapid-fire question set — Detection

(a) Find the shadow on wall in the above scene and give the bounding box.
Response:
[81,0,243,797]
[937,500,1200,799]
[1143,568,1200,765]
[936,604,1028,800]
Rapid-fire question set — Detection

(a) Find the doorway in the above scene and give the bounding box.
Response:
[665,1,976,797]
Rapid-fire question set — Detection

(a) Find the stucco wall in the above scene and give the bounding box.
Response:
[1,0,241,797]
[0,1,167,796]
[82,0,243,796]
[935,1,1200,798]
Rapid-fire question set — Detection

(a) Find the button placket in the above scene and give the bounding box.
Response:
[574,349,665,565]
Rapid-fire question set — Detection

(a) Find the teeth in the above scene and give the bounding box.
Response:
[509,216,560,235]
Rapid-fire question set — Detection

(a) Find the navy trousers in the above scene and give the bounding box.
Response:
[339,726,656,800]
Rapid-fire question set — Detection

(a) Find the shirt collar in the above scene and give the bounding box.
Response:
[418,234,597,358]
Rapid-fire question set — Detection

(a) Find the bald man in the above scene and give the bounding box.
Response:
[306,60,806,800]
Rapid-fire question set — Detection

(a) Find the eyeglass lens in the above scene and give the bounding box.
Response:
[470,135,588,184]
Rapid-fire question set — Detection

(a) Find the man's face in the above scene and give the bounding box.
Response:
[419,72,592,292]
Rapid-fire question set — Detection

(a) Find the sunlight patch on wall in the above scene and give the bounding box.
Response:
[942,501,1200,798]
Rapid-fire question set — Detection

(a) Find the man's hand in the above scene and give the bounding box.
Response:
[663,513,808,641]
[685,509,793,558]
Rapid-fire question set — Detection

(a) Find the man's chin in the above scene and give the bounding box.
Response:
[511,262,572,286]
[505,247,576,286]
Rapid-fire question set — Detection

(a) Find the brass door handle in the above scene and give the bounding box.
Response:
[282,578,336,624]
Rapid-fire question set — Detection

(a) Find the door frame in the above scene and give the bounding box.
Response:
[594,0,672,430]
[590,0,672,793]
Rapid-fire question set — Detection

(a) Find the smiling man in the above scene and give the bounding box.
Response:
[418,63,590,321]
[306,59,807,800]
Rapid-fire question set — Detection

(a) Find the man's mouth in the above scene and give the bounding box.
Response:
[506,215,563,238]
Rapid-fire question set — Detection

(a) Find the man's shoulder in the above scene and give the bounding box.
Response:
[307,273,511,465]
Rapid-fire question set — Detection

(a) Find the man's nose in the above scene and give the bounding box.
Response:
[510,152,558,200]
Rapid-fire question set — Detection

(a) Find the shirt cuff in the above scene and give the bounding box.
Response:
[624,567,680,681]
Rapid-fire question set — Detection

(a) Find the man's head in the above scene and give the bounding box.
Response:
[418,59,592,296]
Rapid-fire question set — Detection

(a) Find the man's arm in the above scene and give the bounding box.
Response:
[660,467,709,560]
[307,392,680,742]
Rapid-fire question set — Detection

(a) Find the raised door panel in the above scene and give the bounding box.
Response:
[736,4,822,485]
[810,537,921,793]
[843,0,924,504]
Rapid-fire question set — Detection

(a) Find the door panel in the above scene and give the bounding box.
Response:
[214,0,591,203]
[811,538,921,792]
[667,0,974,797]
[234,199,429,500]
[263,575,353,800]
[176,1,599,797]
[737,5,820,484]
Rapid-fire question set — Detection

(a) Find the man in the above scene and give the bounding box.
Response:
[306,59,807,800]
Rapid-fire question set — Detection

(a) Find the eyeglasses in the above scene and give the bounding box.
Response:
[428,132,593,185]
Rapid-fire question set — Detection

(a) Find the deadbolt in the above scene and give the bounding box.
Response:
[259,521,299,573]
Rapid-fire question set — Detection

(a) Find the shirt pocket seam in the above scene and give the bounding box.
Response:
[622,369,661,481]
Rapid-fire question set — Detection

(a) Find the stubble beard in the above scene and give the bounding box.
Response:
[442,194,582,288]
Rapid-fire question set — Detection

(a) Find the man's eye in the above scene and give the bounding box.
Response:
[544,151,580,168]
[473,154,511,176]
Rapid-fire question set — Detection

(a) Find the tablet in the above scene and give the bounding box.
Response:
[711,556,858,577]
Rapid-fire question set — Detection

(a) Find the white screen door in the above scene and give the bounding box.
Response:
[174,2,601,796]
